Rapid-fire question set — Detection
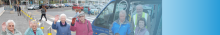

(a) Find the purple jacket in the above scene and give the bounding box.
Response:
[70,19,93,35]
[135,27,149,35]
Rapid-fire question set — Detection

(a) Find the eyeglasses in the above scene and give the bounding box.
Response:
[8,25,14,27]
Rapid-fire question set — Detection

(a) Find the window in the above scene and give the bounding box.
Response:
[93,2,115,29]
[113,1,129,21]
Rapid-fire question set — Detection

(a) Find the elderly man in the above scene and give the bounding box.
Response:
[109,10,133,35]
[24,20,44,35]
[132,4,150,30]
[52,14,71,35]
[1,20,22,35]
[17,4,21,16]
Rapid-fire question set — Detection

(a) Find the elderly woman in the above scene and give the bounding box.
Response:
[1,20,22,35]
[70,13,93,35]
[135,18,150,35]
[52,14,71,35]
[24,21,44,35]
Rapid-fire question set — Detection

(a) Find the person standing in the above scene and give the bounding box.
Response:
[39,5,47,21]
[14,4,17,12]
[109,10,133,35]
[17,4,21,16]
[88,7,91,16]
[52,14,71,35]
[1,20,22,35]
[70,13,93,35]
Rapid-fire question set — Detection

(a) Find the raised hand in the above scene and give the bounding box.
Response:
[2,22,6,32]
[54,15,59,24]
[29,20,32,28]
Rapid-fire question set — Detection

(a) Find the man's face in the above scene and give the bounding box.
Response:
[61,16,66,23]
[7,22,14,31]
[32,24,37,31]
[119,14,126,22]
[136,6,143,13]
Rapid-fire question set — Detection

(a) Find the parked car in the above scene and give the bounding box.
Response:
[57,4,65,8]
[48,4,54,8]
[97,5,105,11]
[64,3,72,7]
[61,4,65,7]
[68,3,73,7]
[89,6,99,14]
[28,5,39,10]
[83,5,90,13]
[50,4,59,8]
[39,4,50,9]
[45,4,50,9]
[72,4,84,10]
[64,3,69,7]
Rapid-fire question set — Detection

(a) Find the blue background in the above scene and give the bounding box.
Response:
[163,0,220,35]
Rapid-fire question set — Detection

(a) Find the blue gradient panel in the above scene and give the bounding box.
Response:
[163,0,220,35]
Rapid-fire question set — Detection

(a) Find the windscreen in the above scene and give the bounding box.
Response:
[93,0,162,35]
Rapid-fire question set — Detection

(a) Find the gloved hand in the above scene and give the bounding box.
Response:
[71,18,76,26]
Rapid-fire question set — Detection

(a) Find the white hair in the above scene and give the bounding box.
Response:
[31,20,38,25]
[119,10,127,16]
[78,12,85,17]
[6,20,16,26]
[60,14,67,20]
[136,4,143,8]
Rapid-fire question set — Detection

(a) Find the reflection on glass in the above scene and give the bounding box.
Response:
[93,2,115,29]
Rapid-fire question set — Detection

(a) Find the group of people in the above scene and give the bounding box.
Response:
[1,20,44,35]
[109,4,150,35]
[1,5,46,35]
[51,9,93,35]
[1,4,150,35]
[1,6,93,35]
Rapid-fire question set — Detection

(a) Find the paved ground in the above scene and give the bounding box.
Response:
[0,10,29,35]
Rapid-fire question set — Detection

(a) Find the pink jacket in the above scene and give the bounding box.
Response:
[70,19,93,35]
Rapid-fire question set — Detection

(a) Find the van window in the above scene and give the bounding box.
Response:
[93,2,115,29]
